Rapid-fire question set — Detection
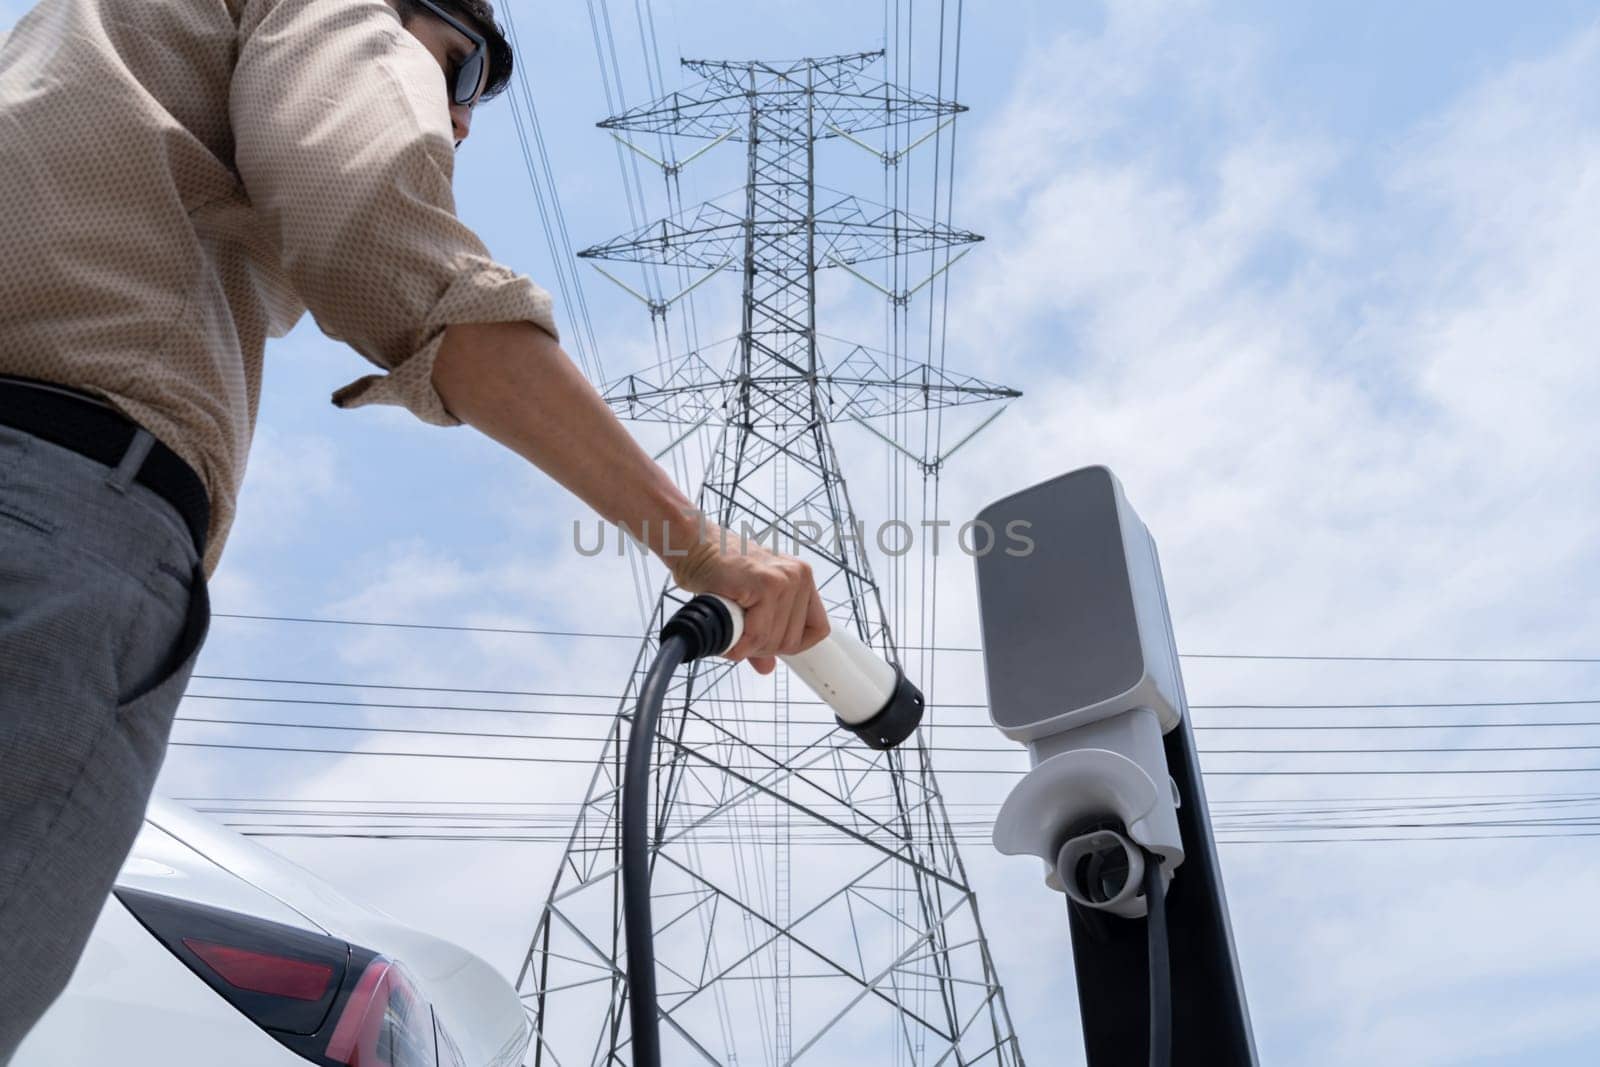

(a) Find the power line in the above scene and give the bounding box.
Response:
[163,739,1600,775]
[207,613,1600,663]
[212,613,639,639]
[219,825,1600,838]
[169,714,1600,758]
[1195,700,1600,710]
[168,740,600,766]
[174,791,1600,808]
[187,798,1600,823]
[500,0,604,380]
[1209,829,1600,844]
[225,827,1600,846]
[178,692,1600,733]
[189,674,1600,711]
[219,811,1600,829]
[1185,653,1600,665]
[188,804,1600,846]
[186,793,1600,845]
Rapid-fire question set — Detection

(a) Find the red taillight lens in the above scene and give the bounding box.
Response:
[117,887,349,1039]
[182,938,337,1002]
[324,958,437,1067]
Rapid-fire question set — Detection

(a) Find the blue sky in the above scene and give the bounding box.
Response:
[7,0,1600,1063]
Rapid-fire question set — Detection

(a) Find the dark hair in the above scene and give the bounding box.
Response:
[396,0,515,102]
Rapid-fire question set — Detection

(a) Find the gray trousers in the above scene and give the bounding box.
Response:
[0,422,210,1062]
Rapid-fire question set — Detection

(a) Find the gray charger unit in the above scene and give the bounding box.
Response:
[981,466,1185,915]
[974,465,1258,1066]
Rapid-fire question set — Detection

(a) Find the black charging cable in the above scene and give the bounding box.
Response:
[623,596,736,1067]
[1073,833,1173,1067]
[1143,851,1172,1067]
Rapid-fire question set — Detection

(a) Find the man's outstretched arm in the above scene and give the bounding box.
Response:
[228,1,822,661]
[432,319,828,673]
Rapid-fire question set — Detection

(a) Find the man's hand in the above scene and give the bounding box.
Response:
[668,520,829,674]
[431,320,829,673]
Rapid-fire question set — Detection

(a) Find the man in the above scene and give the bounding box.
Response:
[0,0,827,1057]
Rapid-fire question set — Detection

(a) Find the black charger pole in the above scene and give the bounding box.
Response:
[1065,714,1257,1066]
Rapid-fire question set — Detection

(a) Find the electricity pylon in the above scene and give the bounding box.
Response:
[516,52,1025,1066]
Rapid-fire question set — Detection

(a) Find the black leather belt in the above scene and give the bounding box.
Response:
[0,375,210,556]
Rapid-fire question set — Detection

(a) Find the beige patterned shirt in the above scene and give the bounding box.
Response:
[0,0,558,574]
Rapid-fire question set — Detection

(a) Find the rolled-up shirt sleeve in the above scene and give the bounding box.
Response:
[231,0,557,426]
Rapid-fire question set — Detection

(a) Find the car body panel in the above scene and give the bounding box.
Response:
[114,820,314,930]
[15,798,531,1067]
[14,893,306,1066]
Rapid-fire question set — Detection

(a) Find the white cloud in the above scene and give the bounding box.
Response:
[219,425,341,556]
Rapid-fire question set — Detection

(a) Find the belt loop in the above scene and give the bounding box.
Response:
[106,428,156,494]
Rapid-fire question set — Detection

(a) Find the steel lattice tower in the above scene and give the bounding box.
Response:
[516,52,1025,1066]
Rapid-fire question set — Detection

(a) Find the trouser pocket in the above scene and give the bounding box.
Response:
[117,559,211,717]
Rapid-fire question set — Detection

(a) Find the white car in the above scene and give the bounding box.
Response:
[15,797,531,1067]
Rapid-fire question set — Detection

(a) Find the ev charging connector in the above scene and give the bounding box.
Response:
[695,594,925,750]
[624,593,922,1067]
[974,466,1258,1067]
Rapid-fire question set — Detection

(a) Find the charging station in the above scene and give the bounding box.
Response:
[974,466,1259,1067]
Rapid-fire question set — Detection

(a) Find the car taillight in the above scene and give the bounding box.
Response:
[116,888,444,1067]
[323,957,436,1067]
[117,887,347,1036]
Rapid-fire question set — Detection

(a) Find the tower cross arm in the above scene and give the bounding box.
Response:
[819,355,1022,422]
[598,53,965,139]
[579,195,982,270]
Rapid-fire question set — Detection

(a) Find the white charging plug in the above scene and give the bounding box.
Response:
[703,594,923,750]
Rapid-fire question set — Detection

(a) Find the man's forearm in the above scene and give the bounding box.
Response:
[431,320,703,560]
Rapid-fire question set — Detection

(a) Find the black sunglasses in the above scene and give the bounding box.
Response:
[411,0,488,107]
